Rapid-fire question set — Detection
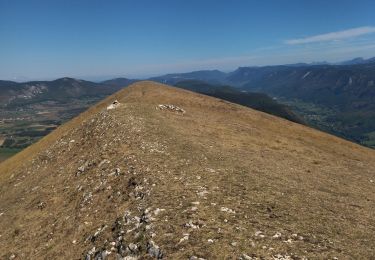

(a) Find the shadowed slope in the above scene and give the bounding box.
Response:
[0,81,374,259]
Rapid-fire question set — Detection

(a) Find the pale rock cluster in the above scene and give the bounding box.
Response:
[157,104,185,114]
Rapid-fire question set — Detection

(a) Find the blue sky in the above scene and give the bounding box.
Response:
[1,0,375,81]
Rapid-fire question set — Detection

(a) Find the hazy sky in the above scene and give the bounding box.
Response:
[1,0,375,81]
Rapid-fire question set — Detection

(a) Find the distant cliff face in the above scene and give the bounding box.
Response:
[228,64,375,110]
[150,63,375,111]
[226,65,375,147]
[1,81,375,259]
[0,77,137,107]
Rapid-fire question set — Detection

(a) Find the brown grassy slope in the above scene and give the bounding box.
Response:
[0,81,374,259]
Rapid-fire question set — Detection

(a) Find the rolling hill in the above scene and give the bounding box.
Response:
[1,81,374,259]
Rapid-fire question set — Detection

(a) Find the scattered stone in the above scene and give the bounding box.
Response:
[123,257,138,260]
[107,100,120,110]
[37,201,46,210]
[241,253,255,260]
[128,243,139,254]
[207,239,214,243]
[272,254,292,260]
[85,247,96,259]
[231,242,237,246]
[184,220,202,229]
[254,231,265,238]
[273,232,282,239]
[147,240,163,259]
[87,225,107,242]
[196,187,209,197]
[76,161,94,176]
[189,257,206,260]
[153,208,165,216]
[98,159,110,168]
[157,104,185,114]
[99,250,111,259]
[179,233,190,244]
[82,192,93,205]
[220,207,235,214]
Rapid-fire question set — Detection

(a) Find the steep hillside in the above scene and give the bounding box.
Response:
[0,81,374,259]
[229,65,375,110]
[174,80,304,124]
[150,70,227,85]
[228,64,375,147]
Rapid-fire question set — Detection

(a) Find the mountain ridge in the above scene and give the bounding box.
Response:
[1,81,374,259]
[1,59,375,153]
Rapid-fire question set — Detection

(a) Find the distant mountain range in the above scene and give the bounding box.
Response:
[227,65,375,110]
[1,57,375,148]
[337,57,375,65]
[149,69,227,85]
[283,57,375,66]
[0,77,136,107]
[152,62,375,113]
[0,75,302,155]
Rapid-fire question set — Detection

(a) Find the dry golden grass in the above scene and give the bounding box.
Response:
[0,81,374,259]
